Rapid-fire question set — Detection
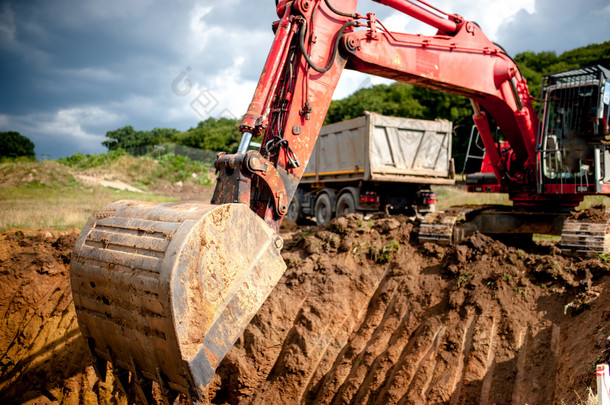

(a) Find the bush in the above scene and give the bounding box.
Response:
[57,149,128,170]
[0,131,36,159]
[155,154,211,185]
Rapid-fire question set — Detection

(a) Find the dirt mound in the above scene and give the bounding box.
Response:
[73,174,143,193]
[1,217,610,404]
[0,229,125,404]
[571,204,610,223]
[151,182,215,201]
[209,215,610,404]
[0,161,75,188]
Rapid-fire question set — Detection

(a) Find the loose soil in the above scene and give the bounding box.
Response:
[570,204,610,223]
[2,215,610,404]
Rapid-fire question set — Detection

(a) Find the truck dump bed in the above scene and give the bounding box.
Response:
[302,112,455,185]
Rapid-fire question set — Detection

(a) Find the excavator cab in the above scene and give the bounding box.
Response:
[538,65,610,191]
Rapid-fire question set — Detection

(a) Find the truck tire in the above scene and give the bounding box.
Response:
[315,193,334,226]
[285,194,302,223]
[336,192,356,216]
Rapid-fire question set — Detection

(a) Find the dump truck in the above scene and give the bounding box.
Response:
[286,112,455,225]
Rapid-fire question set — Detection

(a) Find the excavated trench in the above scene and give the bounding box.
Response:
[1,211,610,404]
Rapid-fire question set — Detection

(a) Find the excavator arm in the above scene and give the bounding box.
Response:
[212,0,544,233]
[70,1,548,403]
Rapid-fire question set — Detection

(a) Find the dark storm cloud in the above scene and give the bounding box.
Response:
[0,0,278,158]
[496,0,610,55]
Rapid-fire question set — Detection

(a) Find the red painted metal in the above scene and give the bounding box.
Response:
[241,7,298,133]
[228,0,591,224]
[341,24,539,170]
[372,0,458,34]
[235,0,359,229]
[472,111,505,187]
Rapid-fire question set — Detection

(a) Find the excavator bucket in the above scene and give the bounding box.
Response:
[70,200,286,403]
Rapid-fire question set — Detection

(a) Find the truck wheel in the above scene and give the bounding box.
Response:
[285,195,302,223]
[336,193,356,216]
[315,193,333,225]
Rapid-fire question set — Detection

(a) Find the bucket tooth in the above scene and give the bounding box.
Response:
[86,338,107,381]
[131,358,154,405]
[113,366,131,394]
[156,367,181,405]
[133,377,154,405]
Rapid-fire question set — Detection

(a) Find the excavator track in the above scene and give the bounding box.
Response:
[418,207,483,245]
[418,212,460,244]
[559,219,610,256]
[70,200,286,404]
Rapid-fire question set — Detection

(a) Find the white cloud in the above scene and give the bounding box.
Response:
[167,56,256,123]
[4,107,122,158]
[0,0,605,160]
[188,5,218,51]
[33,107,116,149]
[334,71,392,100]
[359,0,536,41]
[496,0,609,54]
[446,0,536,41]
[55,67,123,82]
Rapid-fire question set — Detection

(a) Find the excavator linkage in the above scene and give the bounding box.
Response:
[70,201,286,403]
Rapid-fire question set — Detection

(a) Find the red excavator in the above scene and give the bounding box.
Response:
[70,0,610,403]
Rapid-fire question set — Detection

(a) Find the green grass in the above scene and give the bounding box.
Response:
[433,184,609,212]
[433,185,511,210]
[0,153,217,232]
[57,149,129,170]
[0,182,177,231]
[580,195,610,210]
[58,151,213,188]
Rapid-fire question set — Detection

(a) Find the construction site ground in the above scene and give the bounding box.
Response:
[1,209,610,404]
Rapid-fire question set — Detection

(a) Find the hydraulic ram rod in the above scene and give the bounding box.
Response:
[373,0,457,34]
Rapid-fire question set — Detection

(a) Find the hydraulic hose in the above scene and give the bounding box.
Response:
[299,19,357,73]
[324,0,358,18]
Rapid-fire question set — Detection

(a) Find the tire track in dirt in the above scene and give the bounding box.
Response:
[304,264,393,404]
[448,314,475,405]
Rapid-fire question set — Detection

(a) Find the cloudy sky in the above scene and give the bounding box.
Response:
[0,0,608,159]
